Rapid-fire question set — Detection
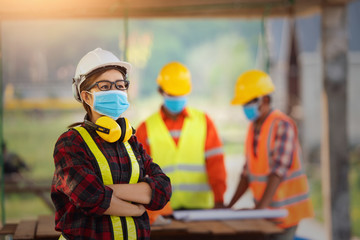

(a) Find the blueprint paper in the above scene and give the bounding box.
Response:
[173,209,288,221]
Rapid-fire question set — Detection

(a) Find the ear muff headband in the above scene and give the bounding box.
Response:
[117,117,133,142]
[84,120,110,134]
[84,116,134,143]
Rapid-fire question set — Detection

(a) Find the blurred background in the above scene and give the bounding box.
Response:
[1,0,360,239]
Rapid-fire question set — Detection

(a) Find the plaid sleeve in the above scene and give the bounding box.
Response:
[270,119,296,178]
[132,136,172,211]
[53,130,112,216]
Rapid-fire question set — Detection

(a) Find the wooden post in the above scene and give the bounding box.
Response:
[0,20,5,225]
[286,19,301,124]
[321,3,351,240]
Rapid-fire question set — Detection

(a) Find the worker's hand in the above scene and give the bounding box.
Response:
[135,204,146,216]
[237,207,253,211]
[213,202,226,209]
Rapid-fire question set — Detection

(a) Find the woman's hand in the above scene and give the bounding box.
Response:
[134,203,146,216]
[107,182,152,204]
[104,194,146,217]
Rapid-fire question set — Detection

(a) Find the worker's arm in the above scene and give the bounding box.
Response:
[227,175,249,208]
[204,114,227,206]
[255,173,282,209]
[104,194,145,216]
[107,182,152,204]
[255,119,295,209]
[135,121,151,155]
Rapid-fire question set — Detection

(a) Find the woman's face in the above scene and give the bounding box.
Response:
[82,69,126,101]
[81,69,128,120]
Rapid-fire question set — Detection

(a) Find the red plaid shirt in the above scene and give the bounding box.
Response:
[51,123,171,240]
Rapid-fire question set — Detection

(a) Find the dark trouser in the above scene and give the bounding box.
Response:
[268,225,298,240]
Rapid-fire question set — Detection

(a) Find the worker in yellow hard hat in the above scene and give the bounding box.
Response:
[227,70,314,240]
[136,62,227,225]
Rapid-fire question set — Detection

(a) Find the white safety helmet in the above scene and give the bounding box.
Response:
[72,48,132,102]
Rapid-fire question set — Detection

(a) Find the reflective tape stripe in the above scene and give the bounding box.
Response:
[162,164,205,174]
[161,166,175,174]
[169,130,182,138]
[123,142,138,240]
[125,217,137,240]
[110,216,124,240]
[248,169,304,182]
[204,147,223,158]
[173,184,211,192]
[74,127,139,240]
[124,142,139,184]
[255,193,310,208]
[59,234,67,240]
[75,127,114,185]
[248,174,268,182]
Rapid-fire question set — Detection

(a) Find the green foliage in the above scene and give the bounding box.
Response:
[350,150,360,237]
[5,194,53,222]
[3,110,76,179]
[2,109,80,222]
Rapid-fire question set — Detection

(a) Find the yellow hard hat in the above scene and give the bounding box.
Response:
[231,69,275,105]
[157,62,191,96]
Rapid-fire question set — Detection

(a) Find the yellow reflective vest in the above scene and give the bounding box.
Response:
[70,126,140,240]
[145,107,213,209]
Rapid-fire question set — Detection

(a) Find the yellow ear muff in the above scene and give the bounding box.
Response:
[122,117,133,142]
[95,116,121,143]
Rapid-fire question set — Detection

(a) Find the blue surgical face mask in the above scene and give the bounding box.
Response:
[88,90,130,120]
[243,102,260,121]
[164,95,187,114]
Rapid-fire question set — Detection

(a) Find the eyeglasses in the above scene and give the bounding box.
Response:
[88,80,130,91]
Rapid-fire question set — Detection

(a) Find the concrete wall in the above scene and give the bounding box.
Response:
[299,52,322,162]
[299,51,360,162]
[348,52,360,146]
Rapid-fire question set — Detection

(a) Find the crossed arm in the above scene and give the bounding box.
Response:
[104,182,152,217]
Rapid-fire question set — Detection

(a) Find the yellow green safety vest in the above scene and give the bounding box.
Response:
[60,126,140,240]
[145,108,213,209]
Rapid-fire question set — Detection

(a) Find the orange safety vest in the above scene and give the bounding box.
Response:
[245,110,314,228]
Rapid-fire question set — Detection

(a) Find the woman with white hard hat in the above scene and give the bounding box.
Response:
[51,48,171,240]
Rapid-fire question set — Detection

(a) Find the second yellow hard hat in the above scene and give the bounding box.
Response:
[157,62,192,96]
[231,69,275,105]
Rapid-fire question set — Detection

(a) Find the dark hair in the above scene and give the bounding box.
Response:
[68,66,126,128]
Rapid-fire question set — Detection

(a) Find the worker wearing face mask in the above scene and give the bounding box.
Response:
[136,62,227,224]
[227,70,314,240]
[51,48,171,239]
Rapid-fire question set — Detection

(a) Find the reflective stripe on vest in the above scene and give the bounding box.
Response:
[74,126,139,240]
[145,108,213,209]
[245,110,313,228]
